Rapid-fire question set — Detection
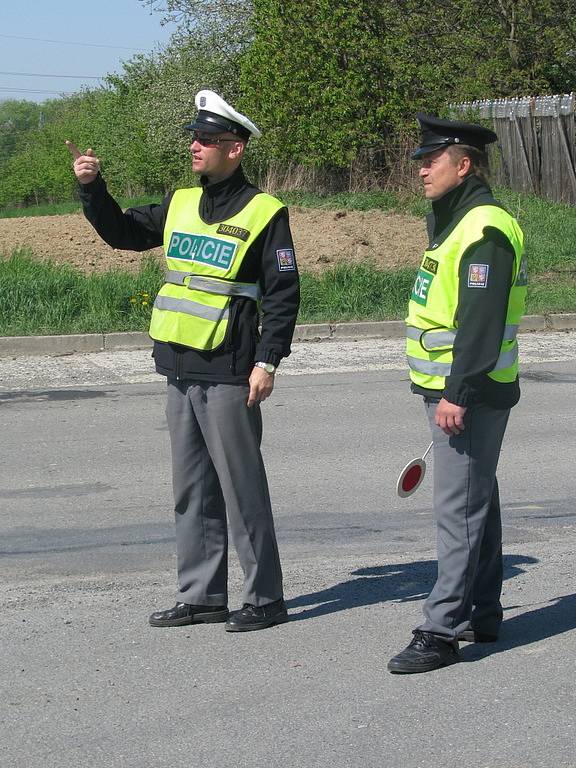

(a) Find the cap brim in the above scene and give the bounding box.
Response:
[184,119,223,134]
[411,143,450,159]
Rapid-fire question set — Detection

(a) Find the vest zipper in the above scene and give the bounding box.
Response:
[227,300,240,375]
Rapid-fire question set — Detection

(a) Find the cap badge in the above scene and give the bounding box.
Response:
[200,96,206,107]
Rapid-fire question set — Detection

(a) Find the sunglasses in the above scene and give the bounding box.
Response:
[189,132,238,147]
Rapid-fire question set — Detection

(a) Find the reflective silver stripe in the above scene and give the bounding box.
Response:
[407,324,520,350]
[407,356,452,376]
[164,270,259,300]
[154,295,229,322]
[492,344,518,371]
[422,330,456,350]
[503,324,518,341]
[406,327,457,350]
[406,327,424,341]
[407,343,518,377]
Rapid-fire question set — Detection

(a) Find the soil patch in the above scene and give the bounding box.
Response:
[0,207,427,274]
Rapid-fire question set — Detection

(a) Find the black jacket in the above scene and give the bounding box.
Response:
[79,166,300,384]
[411,175,522,409]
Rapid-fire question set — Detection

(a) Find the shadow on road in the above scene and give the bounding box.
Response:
[286,554,538,621]
[460,592,576,661]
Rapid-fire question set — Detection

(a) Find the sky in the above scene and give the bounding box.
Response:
[0,0,177,103]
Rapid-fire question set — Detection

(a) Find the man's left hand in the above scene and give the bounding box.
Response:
[247,366,275,407]
[435,398,467,436]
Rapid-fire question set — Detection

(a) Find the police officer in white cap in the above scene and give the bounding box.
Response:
[67,90,299,632]
[387,114,527,673]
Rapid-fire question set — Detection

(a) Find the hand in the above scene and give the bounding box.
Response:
[66,140,101,184]
[435,398,467,436]
[247,366,275,407]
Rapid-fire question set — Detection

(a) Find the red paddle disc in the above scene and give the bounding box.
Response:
[396,458,426,498]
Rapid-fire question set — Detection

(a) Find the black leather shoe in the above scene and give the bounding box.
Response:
[149,603,228,627]
[457,629,498,643]
[388,630,459,674]
[225,598,288,632]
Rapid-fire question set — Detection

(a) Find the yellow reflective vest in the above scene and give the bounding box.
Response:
[406,205,526,391]
[149,187,285,350]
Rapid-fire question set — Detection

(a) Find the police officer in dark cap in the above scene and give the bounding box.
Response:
[388,114,527,674]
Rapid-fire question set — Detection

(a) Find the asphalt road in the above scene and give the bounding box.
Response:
[1,335,575,767]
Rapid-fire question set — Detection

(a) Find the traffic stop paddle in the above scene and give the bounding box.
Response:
[396,441,433,498]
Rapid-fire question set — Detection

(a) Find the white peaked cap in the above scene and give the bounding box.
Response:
[184,90,262,140]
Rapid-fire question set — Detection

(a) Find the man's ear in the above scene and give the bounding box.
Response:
[229,141,246,160]
[457,155,472,178]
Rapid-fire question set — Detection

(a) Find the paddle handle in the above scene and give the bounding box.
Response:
[421,441,434,461]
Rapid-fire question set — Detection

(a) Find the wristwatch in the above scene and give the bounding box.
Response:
[254,361,276,374]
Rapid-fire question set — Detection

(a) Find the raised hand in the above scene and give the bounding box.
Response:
[65,140,101,184]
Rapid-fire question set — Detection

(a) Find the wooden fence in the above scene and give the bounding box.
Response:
[450,93,576,206]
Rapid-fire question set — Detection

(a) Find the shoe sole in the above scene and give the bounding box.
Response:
[387,656,458,674]
[149,609,229,627]
[224,613,289,632]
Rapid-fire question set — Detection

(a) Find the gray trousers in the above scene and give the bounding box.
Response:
[165,379,283,608]
[418,399,510,640]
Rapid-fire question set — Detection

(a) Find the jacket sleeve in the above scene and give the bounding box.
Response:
[78,174,171,251]
[254,207,300,365]
[443,227,515,406]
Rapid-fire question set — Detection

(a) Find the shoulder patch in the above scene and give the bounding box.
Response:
[276,248,296,272]
[467,263,489,288]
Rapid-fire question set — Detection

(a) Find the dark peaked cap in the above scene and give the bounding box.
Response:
[412,113,498,159]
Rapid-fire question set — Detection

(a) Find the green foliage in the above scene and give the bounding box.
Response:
[241,0,389,167]
[0,101,42,167]
[0,0,574,207]
[241,0,576,171]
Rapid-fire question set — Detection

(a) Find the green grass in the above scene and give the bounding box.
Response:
[299,264,415,323]
[3,250,572,337]
[0,250,164,336]
[1,188,575,336]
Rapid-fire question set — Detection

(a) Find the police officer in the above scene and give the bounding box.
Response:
[388,114,527,673]
[67,90,299,632]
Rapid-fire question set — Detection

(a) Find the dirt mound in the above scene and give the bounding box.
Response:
[0,207,427,274]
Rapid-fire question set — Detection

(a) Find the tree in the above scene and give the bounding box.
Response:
[241,0,575,174]
[0,100,42,166]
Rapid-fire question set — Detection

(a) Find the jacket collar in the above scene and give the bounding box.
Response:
[199,165,249,222]
[430,174,497,241]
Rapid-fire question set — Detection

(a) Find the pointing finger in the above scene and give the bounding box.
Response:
[65,140,81,160]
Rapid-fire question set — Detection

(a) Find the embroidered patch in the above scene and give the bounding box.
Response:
[217,224,250,242]
[276,248,296,271]
[467,263,489,288]
[422,256,438,275]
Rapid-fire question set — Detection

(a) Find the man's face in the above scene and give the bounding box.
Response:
[418,148,468,201]
[189,132,244,182]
